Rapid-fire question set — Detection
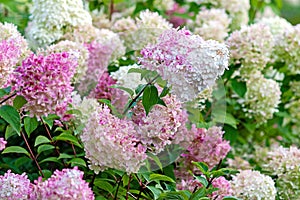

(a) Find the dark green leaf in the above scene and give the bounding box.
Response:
[110,85,134,96]
[231,78,247,97]
[160,85,170,98]
[58,153,74,160]
[149,174,176,183]
[39,157,60,164]
[24,116,39,137]
[189,188,206,200]
[142,85,159,115]
[5,125,17,140]
[194,175,208,187]
[13,95,27,109]
[0,105,21,135]
[34,135,51,147]
[53,132,82,148]
[147,186,162,200]
[2,146,30,157]
[94,179,114,193]
[37,144,55,154]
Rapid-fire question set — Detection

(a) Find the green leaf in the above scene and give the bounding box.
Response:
[160,85,170,98]
[58,153,74,160]
[110,85,134,96]
[158,191,188,200]
[149,174,176,183]
[147,186,162,200]
[24,116,39,137]
[0,87,11,98]
[34,135,51,147]
[225,113,238,129]
[42,114,59,129]
[157,98,167,107]
[193,175,208,187]
[0,105,21,135]
[94,179,114,193]
[68,158,87,167]
[39,157,60,164]
[53,132,82,148]
[127,68,143,74]
[192,162,209,174]
[37,144,55,154]
[135,84,146,94]
[2,146,30,157]
[148,153,163,171]
[231,78,247,97]
[142,85,159,115]
[13,95,27,109]
[189,188,206,200]
[223,196,242,200]
[5,125,17,140]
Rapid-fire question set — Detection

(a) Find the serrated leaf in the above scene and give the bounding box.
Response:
[34,135,51,147]
[110,85,134,96]
[149,174,176,183]
[68,158,87,167]
[5,125,17,140]
[0,105,20,135]
[13,95,27,109]
[142,85,159,115]
[24,116,39,137]
[37,144,55,154]
[2,146,30,157]
[231,78,246,97]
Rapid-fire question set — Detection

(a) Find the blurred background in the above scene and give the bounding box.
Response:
[281,0,300,24]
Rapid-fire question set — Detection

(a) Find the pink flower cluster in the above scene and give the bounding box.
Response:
[31,167,94,200]
[140,28,229,102]
[0,137,7,151]
[131,93,186,153]
[0,39,22,87]
[11,52,77,118]
[210,176,233,200]
[182,126,231,169]
[89,72,128,112]
[0,170,33,200]
[77,42,113,95]
[81,105,147,174]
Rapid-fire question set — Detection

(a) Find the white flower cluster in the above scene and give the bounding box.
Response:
[230,170,276,200]
[80,105,147,174]
[275,24,300,74]
[45,40,89,84]
[110,64,146,91]
[263,146,300,199]
[227,23,274,77]
[194,8,231,42]
[242,72,281,124]
[113,10,172,51]
[26,0,92,48]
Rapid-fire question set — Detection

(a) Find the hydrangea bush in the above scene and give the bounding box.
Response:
[0,0,299,199]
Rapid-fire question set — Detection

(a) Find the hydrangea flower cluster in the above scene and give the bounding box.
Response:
[45,40,89,84]
[0,170,33,200]
[89,72,128,112]
[226,23,274,77]
[0,22,29,61]
[275,24,300,74]
[210,176,233,200]
[140,28,229,102]
[242,72,281,124]
[26,0,92,47]
[115,10,173,51]
[11,52,77,118]
[193,8,231,42]
[81,105,147,174]
[0,22,30,87]
[110,64,147,91]
[230,170,276,200]
[31,167,94,200]
[131,93,186,154]
[182,126,231,169]
[0,137,7,151]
